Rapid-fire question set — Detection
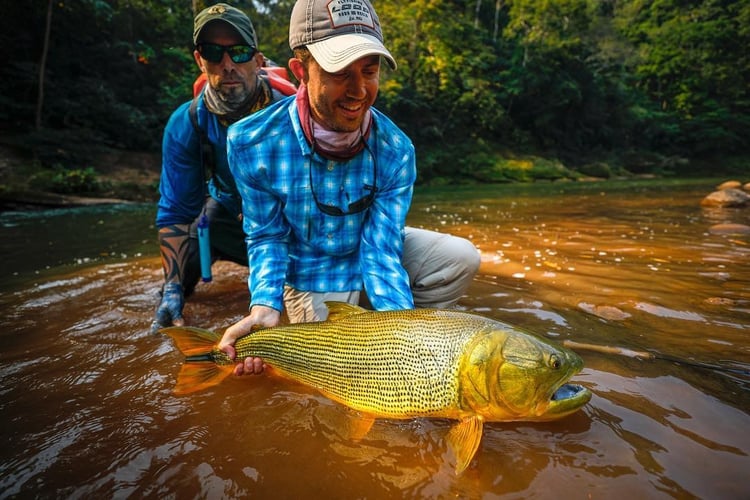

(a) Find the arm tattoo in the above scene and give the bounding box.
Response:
[158,224,195,284]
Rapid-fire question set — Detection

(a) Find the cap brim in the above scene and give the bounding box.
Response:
[307,33,397,73]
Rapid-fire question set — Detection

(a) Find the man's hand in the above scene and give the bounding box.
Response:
[151,282,185,333]
[219,305,281,376]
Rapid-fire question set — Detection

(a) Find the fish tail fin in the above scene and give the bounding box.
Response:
[161,326,219,356]
[160,326,233,395]
[446,416,485,475]
[173,362,234,395]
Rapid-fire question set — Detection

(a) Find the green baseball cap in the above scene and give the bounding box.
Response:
[193,3,258,48]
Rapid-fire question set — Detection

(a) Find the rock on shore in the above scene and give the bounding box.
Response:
[701,180,750,207]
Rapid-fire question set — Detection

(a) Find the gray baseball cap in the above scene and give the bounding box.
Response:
[288,0,396,73]
[194,3,258,48]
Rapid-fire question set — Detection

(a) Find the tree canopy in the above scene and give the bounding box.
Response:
[1,0,747,181]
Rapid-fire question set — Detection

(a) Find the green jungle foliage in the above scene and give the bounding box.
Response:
[30,166,104,195]
[1,0,747,182]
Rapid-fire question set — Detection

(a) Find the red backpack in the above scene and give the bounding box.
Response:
[192,65,297,97]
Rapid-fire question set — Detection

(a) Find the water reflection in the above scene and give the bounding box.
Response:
[0,179,748,498]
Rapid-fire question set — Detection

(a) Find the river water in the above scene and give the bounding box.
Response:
[1,179,748,498]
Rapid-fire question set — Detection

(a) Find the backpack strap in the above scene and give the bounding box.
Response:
[188,95,215,183]
[188,73,293,185]
[264,67,297,96]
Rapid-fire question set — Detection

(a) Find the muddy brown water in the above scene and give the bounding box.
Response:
[1,179,748,498]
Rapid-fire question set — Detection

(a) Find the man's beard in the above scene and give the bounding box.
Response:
[216,83,250,106]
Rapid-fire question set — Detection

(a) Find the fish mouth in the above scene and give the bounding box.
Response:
[552,383,588,401]
[544,383,592,419]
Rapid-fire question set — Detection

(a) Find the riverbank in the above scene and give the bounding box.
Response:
[0,144,161,210]
[2,141,747,211]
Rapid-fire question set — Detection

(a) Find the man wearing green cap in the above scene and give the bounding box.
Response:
[152,4,292,332]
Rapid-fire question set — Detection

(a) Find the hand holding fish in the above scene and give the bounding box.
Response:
[219,305,281,375]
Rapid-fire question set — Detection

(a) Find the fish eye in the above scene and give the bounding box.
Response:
[549,354,562,370]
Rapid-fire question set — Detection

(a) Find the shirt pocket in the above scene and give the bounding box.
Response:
[310,211,366,256]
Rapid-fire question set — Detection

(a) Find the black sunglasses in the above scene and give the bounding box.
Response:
[309,142,377,216]
[197,43,256,64]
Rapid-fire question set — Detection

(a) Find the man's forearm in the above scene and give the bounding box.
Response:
[158,224,194,284]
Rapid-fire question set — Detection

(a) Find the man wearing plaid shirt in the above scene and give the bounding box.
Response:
[219,0,479,374]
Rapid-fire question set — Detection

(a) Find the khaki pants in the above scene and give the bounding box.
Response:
[283,227,480,322]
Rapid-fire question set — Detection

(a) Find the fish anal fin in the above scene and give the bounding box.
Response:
[173,362,233,395]
[162,326,220,356]
[314,385,377,440]
[346,413,376,441]
[324,301,368,322]
[446,416,484,475]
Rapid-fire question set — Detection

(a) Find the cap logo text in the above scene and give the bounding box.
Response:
[327,0,374,29]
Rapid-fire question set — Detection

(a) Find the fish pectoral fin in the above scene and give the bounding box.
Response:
[446,416,484,475]
[324,301,368,322]
[173,362,234,395]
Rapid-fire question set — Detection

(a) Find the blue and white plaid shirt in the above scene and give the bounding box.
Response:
[227,96,416,313]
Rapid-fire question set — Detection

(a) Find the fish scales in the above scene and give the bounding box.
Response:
[232,309,496,417]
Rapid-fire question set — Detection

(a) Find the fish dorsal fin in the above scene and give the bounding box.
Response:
[446,416,485,475]
[324,301,368,322]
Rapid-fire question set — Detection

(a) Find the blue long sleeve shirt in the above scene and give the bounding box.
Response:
[156,93,243,227]
[227,96,417,312]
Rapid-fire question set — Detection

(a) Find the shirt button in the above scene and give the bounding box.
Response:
[327,163,334,171]
[327,234,333,239]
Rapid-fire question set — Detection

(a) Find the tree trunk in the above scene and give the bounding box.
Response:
[493,0,503,42]
[35,0,54,130]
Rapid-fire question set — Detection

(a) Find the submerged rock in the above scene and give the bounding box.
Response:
[578,302,631,321]
[708,223,750,235]
[704,297,737,306]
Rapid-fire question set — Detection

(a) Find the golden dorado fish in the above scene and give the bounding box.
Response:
[163,302,591,474]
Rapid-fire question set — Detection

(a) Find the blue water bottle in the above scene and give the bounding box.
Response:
[197,214,212,282]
